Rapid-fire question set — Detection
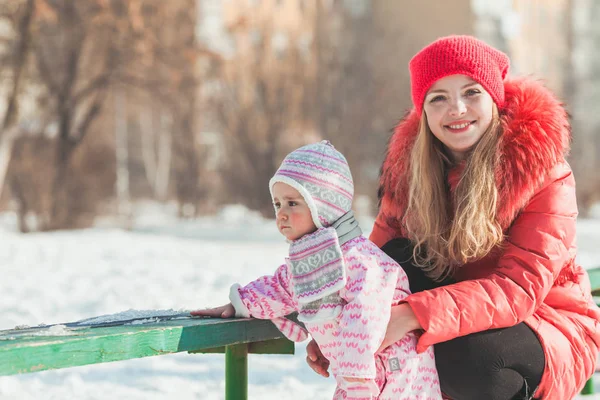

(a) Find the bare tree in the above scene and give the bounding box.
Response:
[114,87,131,226]
[120,0,204,217]
[31,0,150,229]
[32,1,110,228]
[169,4,202,217]
[310,1,384,202]
[0,0,35,203]
[0,0,209,229]
[209,17,311,216]
[569,0,600,216]
[139,102,172,202]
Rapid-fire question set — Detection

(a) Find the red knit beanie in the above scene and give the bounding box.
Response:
[409,35,510,114]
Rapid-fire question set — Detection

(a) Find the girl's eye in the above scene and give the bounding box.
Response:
[464,88,481,97]
[288,201,297,207]
[273,202,281,209]
[429,95,446,103]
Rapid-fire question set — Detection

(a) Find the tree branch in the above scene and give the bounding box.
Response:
[1,0,34,132]
[70,90,105,145]
[71,71,110,106]
[35,45,60,94]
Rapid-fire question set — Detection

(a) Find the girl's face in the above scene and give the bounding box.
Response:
[423,74,495,162]
[272,182,317,241]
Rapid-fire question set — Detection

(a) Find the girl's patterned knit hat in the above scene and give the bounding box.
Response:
[409,35,510,114]
[269,140,354,228]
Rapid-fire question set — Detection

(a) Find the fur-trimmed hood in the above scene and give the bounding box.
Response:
[379,77,571,230]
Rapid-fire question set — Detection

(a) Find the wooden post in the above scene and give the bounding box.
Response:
[225,343,248,400]
[582,377,594,394]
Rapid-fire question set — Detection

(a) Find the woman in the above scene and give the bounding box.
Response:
[306,35,600,400]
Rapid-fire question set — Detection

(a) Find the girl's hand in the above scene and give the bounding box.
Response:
[377,303,422,352]
[190,303,235,318]
[306,339,330,377]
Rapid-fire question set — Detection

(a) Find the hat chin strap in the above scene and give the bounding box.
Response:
[332,210,362,245]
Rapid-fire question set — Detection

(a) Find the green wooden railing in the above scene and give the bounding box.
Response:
[581,266,600,395]
[0,317,294,399]
[3,266,598,398]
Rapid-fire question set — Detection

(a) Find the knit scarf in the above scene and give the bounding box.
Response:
[288,211,362,323]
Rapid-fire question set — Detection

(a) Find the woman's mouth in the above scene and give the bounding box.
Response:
[445,120,475,133]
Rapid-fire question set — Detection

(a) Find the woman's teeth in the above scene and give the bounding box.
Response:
[448,122,471,129]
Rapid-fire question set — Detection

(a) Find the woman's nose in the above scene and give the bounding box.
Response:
[449,99,467,116]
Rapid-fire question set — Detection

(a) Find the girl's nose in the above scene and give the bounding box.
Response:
[277,209,288,220]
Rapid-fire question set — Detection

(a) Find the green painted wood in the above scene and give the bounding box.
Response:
[0,317,291,376]
[192,337,294,355]
[226,344,248,400]
[582,376,594,394]
[583,267,600,395]
[588,266,600,295]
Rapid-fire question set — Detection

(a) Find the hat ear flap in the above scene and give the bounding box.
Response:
[501,62,509,79]
[498,52,510,79]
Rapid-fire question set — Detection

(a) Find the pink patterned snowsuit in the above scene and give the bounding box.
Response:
[230,236,441,400]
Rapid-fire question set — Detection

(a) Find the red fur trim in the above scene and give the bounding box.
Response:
[379,77,571,230]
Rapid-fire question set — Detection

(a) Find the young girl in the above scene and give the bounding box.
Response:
[303,35,600,400]
[192,140,441,399]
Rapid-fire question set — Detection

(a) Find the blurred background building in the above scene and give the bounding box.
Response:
[0,0,598,233]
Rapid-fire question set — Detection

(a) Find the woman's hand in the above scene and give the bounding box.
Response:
[306,339,330,378]
[190,303,235,318]
[378,303,422,352]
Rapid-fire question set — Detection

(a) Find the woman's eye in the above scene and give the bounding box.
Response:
[429,95,445,103]
[464,88,481,97]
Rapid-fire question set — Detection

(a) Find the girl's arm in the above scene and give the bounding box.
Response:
[207,263,309,342]
[229,262,298,319]
[191,303,235,318]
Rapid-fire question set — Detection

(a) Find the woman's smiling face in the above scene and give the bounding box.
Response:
[423,74,495,162]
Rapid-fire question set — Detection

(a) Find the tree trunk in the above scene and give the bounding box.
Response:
[9,174,30,233]
[140,104,172,202]
[48,137,75,230]
[0,0,35,201]
[0,126,19,202]
[155,110,172,202]
[140,104,157,194]
[115,88,131,227]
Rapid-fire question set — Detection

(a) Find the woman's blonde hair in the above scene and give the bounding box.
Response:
[402,105,504,281]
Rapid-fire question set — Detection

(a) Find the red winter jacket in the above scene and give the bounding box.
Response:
[371,77,600,399]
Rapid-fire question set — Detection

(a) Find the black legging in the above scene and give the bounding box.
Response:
[381,238,545,400]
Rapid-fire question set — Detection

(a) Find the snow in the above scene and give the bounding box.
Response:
[72,309,187,326]
[28,325,76,337]
[0,204,599,399]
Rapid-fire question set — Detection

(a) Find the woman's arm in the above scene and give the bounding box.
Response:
[369,210,398,248]
[305,265,421,377]
[403,164,577,352]
[377,303,421,351]
[334,253,402,379]
[306,339,330,377]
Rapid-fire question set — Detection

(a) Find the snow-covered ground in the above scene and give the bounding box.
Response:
[0,204,599,400]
